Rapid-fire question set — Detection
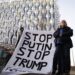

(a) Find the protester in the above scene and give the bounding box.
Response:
[52,20,73,75]
[16,26,24,46]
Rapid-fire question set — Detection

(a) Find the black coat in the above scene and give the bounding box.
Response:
[54,26,73,48]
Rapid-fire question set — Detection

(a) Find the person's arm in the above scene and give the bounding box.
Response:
[53,29,60,38]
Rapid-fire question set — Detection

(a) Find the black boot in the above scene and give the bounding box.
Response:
[51,72,56,75]
[56,72,65,75]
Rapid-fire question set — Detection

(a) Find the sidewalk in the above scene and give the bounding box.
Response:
[70,67,75,75]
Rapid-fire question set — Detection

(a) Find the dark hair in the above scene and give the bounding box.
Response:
[61,20,67,27]
[20,26,24,32]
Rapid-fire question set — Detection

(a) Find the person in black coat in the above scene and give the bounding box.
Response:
[52,20,73,75]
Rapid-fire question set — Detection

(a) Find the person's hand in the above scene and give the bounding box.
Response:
[60,24,64,28]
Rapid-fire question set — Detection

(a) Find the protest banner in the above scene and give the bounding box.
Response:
[2,29,55,74]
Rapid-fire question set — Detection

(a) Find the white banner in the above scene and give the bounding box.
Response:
[2,29,55,74]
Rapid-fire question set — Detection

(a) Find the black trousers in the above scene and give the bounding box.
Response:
[52,45,71,74]
[63,46,71,73]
